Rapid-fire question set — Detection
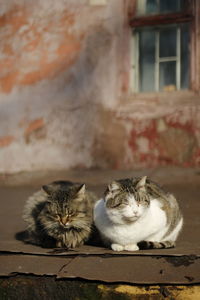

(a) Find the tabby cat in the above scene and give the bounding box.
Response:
[23,180,97,248]
[94,176,183,251]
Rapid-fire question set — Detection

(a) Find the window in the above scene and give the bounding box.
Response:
[130,0,193,93]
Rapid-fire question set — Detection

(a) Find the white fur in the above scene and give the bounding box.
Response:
[94,196,180,252]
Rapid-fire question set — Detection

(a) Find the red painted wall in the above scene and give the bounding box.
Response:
[0,0,199,173]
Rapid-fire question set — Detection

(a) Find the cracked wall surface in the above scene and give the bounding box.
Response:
[0,0,199,172]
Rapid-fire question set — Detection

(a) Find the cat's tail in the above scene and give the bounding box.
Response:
[138,240,175,249]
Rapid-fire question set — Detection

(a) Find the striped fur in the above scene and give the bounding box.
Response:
[23,181,97,249]
[138,240,175,249]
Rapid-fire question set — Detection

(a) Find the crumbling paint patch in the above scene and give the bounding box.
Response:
[3,43,14,55]
[127,108,200,168]
[0,71,19,93]
[20,34,81,86]
[0,135,15,147]
[60,10,75,26]
[0,0,199,172]
[0,5,82,93]
[0,5,28,33]
[157,127,197,164]
[24,118,44,135]
[128,120,159,167]
[24,118,45,143]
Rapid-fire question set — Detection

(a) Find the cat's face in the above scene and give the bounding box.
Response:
[104,176,150,224]
[40,183,88,232]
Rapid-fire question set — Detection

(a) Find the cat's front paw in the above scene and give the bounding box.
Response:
[124,244,139,251]
[56,241,63,248]
[111,243,124,252]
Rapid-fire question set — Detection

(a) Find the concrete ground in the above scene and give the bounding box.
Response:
[0,166,200,187]
[0,167,200,299]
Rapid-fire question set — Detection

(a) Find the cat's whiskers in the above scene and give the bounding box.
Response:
[23,180,97,248]
[94,176,183,252]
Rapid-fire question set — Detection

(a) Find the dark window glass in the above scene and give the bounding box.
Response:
[139,29,156,91]
[160,27,177,57]
[159,61,176,91]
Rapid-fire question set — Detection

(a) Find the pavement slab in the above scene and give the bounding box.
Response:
[0,168,200,284]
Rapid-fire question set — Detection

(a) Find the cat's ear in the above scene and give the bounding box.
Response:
[42,184,55,196]
[135,176,147,192]
[108,181,120,193]
[76,184,86,197]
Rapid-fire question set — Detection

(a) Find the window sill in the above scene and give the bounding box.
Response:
[116,90,200,119]
[127,90,199,102]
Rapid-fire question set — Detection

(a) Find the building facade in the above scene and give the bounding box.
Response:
[0,0,199,172]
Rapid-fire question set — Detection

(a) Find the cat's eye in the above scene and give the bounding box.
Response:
[47,213,59,220]
[115,200,128,207]
[111,203,122,208]
[67,212,75,217]
[118,203,128,208]
[53,214,60,219]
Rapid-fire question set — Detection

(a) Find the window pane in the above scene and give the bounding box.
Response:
[159,61,176,91]
[134,23,189,92]
[139,29,155,92]
[136,0,187,15]
[160,27,177,57]
[146,0,159,14]
[181,24,189,89]
[160,0,180,14]
[180,0,189,11]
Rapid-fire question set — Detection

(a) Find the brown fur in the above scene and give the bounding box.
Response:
[23,181,97,249]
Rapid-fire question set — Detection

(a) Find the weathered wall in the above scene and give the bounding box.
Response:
[94,95,200,168]
[0,0,124,172]
[0,0,199,173]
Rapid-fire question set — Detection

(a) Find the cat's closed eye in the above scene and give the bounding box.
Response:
[118,202,129,208]
[117,198,129,206]
[51,213,60,220]
[67,212,74,217]
[23,180,97,249]
[111,202,124,208]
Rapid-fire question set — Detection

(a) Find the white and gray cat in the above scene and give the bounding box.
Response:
[23,180,97,249]
[94,176,183,251]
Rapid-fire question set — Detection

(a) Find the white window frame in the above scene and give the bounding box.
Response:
[131,24,183,93]
[129,0,200,96]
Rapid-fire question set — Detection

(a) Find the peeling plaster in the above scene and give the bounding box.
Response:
[0,0,199,172]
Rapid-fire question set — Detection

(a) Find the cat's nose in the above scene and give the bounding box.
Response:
[60,216,68,225]
[133,210,138,215]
